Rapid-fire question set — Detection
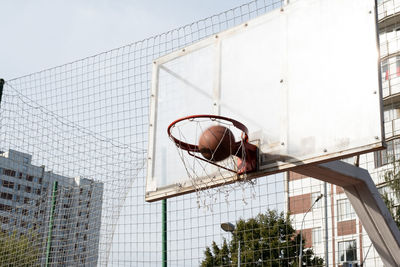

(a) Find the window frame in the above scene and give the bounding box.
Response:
[337,198,356,222]
[374,138,400,168]
[312,227,322,246]
[338,239,357,263]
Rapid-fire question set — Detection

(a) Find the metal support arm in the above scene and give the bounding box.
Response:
[295,161,400,267]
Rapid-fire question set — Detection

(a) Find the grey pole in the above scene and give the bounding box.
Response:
[221,222,239,266]
[299,194,323,266]
[238,240,241,267]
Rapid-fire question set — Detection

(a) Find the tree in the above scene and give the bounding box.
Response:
[201,210,324,267]
[0,230,40,266]
[381,158,400,228]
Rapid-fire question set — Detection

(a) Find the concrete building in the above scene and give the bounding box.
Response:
[286,1,400,266]
[0,149,103,266]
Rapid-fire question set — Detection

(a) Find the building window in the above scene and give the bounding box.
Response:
[381,55,400,81]
[25,186,31,193]
[397,56,400,77]
[384,103,400,122]
[0,216,9,224]
[2,180,14,189]
[374,139,400,168]
[338,240,357,263]
[23,157,29,164]
[0,192,12,200]
[3,169,16,177]
[382,59,389,81]
[337,198,356,222]
[0,203,12,212]
[26,175,33,182]
[312,227,322,246]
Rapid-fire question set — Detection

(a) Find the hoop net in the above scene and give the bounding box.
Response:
[168,115,258,209]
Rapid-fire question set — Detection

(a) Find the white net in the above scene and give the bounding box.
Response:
[168,116,257,209]
[0,78,146,265]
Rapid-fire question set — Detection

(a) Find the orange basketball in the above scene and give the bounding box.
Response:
[198,125,235,162]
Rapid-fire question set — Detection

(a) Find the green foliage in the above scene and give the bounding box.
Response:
[0,230,40,266]
[201,210,324,267]
[382,159,400,228]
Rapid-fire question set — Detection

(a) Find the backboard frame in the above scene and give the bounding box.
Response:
[146,0,385,202]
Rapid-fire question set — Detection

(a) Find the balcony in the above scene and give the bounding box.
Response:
[378,0,400,22]
[380,36,400,58]
[384,117,400,138]
[382,77,400,97]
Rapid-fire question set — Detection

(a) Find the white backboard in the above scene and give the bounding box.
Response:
[146,0,383,202]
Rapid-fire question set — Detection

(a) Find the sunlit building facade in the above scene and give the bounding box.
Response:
[0,149,103,266]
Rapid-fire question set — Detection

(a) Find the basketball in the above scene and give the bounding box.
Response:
[198,125,235,162]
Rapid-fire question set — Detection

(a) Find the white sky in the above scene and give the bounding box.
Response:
[1,0,251,80]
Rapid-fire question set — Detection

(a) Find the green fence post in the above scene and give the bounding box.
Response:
[45,181,58,267]
[162,199,167,267]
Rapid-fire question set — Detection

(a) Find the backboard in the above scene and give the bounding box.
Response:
[146,0,383,202]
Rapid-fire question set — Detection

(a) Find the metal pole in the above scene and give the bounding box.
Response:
[299,194,323,266]
[299,229,303,267]
[162,199,167,267]
[45,181,58,267]
[238,240,241,267]
[161,147,167,267]
[324,182,329,267]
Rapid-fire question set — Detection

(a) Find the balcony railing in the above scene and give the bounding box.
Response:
[382,76,400,98]
[378,0,400,21]
[384,117,400,138]
[380,37,400,58]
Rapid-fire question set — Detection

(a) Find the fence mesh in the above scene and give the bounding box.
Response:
[0,0,397,266]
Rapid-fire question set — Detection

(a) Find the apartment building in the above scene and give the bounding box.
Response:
[0,149,103,266]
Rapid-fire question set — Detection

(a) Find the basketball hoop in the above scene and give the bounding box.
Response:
[167,114,258,180]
